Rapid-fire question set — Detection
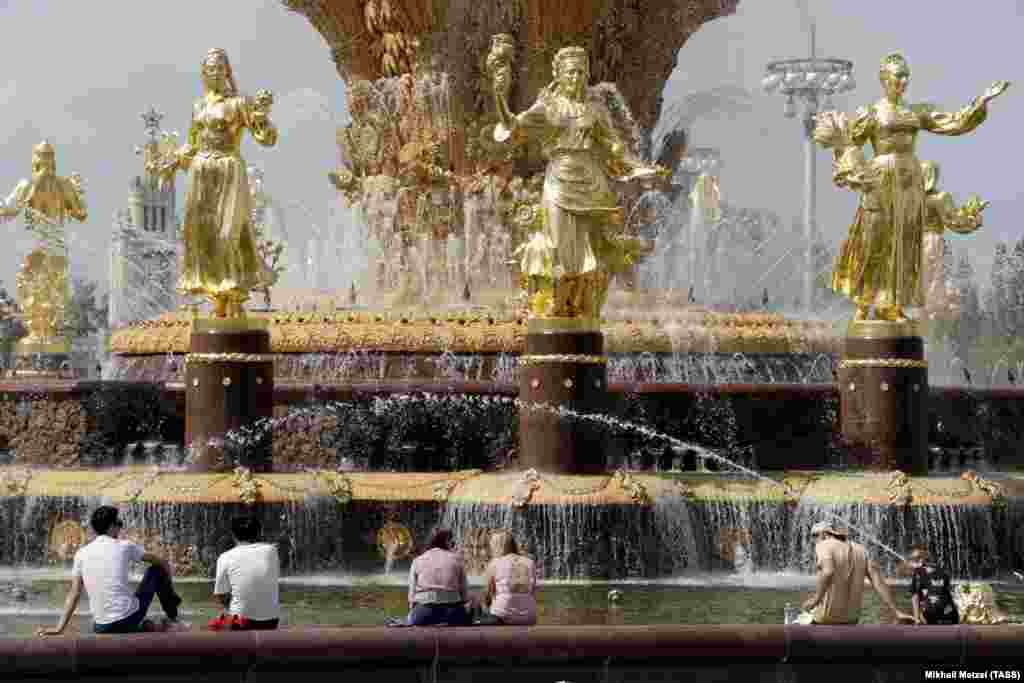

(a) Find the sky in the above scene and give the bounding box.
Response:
[0,0,1021,298]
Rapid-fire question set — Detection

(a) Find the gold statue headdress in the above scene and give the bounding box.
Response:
[552,46,588,76]
[879,52,909,78]
[33,140,55,157]
[202,48,239,96]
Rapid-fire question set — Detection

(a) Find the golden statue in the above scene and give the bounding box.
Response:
[151,48,278,318]
[0,141,87,349]
[814,53,1008,323]
[488,39,665,320]
[921,160,986,321]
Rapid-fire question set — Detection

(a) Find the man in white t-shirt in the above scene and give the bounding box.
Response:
[36,506,182,636]
[212,516,280,630]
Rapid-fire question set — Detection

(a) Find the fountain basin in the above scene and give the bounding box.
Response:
[0,624,1021,679]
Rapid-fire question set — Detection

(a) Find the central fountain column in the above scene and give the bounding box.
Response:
[838,320,928,474]
[518,318,608,474]
[185,317,275,472]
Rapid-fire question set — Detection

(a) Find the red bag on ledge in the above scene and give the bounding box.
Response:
[207,614,249,631]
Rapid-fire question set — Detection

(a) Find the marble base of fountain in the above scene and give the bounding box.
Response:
[518,319,608,474]
[185,317,274,472]
[8,339,77,379]
[838,321,928,474]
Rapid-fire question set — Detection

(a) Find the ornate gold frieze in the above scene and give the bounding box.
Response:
[519,354,608,366]
[838,359,928,370]
[111,310,839,356]
[2,466,1020,507]
[185,353,277,365]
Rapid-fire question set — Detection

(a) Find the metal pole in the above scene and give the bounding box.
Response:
[805,21,817,314]
[803,121,816,313]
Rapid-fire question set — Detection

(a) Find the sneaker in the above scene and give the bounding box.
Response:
[164,594,182,621]
[160,616,190,632]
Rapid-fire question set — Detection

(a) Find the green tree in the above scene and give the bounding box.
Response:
[953,252,982,364]
[64,278,109,340]
[0,285,28,362]
[988,242,1010,337]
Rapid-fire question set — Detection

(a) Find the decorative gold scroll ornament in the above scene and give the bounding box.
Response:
[886,471,913,507]
[376,522,413,560]
[231,466,261,505]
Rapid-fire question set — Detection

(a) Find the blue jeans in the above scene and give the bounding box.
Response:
[408,602,470,626]
[93,564,181,634]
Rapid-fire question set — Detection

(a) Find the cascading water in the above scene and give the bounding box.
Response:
[2,393,1021,582]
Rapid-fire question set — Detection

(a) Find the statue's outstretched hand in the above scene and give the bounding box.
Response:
[981,80,1010,104]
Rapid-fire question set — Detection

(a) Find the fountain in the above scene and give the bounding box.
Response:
[1,1,1024,678]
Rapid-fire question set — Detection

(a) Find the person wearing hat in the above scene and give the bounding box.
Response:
[802,521,913,625]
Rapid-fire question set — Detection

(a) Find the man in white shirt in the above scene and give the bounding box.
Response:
[36,506,182,636]
[212,516,280,630]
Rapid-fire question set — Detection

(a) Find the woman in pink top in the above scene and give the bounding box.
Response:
[481,532,538,625]
[406,528,470,626]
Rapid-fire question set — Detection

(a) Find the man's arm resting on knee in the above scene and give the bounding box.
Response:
[141,551,171,576]
[37,575,83,636]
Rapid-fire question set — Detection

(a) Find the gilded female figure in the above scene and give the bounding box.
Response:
[490,42,663,318]
[153,48,278,318]
[815,53,1007,322]
[920,160,986,320]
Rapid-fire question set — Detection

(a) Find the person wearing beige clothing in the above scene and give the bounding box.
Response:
[802,521,913,625]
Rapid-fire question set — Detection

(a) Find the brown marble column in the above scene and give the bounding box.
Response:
[518,318,608,474]
[185,318,274,472]
[838,320,928,474]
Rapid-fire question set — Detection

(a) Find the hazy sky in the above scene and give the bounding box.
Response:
[1,0,1021,296]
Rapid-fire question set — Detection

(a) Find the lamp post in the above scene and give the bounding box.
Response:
[763,22,854,313]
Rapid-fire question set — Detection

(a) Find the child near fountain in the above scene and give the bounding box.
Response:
[210,516,280,631]
[36,506,183,636]
[907,543,959,625]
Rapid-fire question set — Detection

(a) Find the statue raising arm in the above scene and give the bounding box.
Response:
[918,80,1010,136]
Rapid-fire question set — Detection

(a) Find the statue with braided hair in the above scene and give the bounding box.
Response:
[150,48,278,318]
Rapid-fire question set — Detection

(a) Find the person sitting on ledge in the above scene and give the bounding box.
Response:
[907,542,959,625]
[477,531,538,626]
[802,521,913,625]
[406,527,471,626]
[211,516,280,631]
[36,506,182,636]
